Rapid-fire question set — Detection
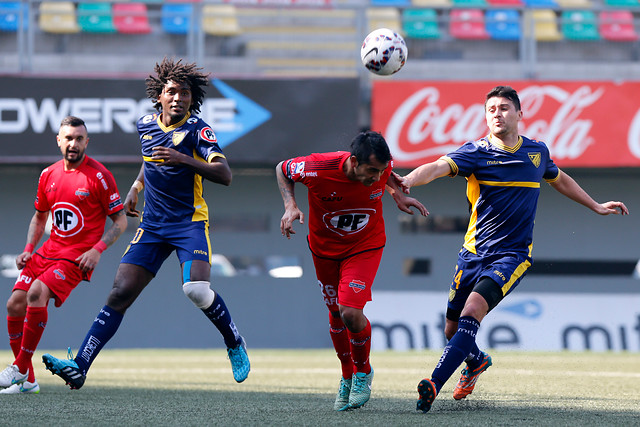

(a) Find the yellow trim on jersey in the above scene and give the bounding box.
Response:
[204,221,212,264]
[440,156,458,177]
[157,111,191,132]
[462,174,480,254]
[191,150,210,222]
[501,257,532,295]
[143,156,164,163]
[207,152,227,162]
[488,135,523,152]
[477,180,541,188]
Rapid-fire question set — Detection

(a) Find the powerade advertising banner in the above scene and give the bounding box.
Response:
[0,77,359,164]
[372,81,640,168]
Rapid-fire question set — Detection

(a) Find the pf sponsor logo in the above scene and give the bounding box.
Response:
[322,208,375,236]
[200,127,217,143]
[349,280,366,293]
[51,202,84,237]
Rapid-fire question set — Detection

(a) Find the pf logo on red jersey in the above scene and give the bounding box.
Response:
[51,202,84,237]
[323,208,375,236]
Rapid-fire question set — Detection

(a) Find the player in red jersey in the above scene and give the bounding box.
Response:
[0,116,126,394]
[276,131,428,411]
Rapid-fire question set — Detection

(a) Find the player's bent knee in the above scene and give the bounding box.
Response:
[183,281,215,309]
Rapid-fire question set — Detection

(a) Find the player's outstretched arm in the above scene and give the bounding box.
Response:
[16,210,49,269]
[549,170,629,216]
[124,164,144,217]
[76,210,128,272]
[386,173,429,216]
[276,161,304,239]
[402,159,452,191]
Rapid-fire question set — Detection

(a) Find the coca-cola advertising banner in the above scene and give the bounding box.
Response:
[372,81,640,168]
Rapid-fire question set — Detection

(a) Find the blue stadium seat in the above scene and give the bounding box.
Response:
[486,9,521,40]
[0,1,27,32]
[162,3,193,35]
[523,0,559,6]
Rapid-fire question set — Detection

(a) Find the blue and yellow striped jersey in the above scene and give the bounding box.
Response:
[442,135,559,257]
[137,112,226,225]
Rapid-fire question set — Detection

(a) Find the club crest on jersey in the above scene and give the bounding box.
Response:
[172,131,187,146]
[75,188,90,200]
[528,152,541,168]
[53,269,66,280]
[349,280,366,293]
[200,127,217,143]
[322,208,374,236]
[51,202,84,237]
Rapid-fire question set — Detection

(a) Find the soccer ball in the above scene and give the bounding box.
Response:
[360,28,408,76]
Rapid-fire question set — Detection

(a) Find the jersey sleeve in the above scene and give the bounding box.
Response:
[281,155,310,183]
[33,168,50,212]
[98,167,124,216]
[442,140,480,178]
[540,142,560,182]
[195,123,226,162]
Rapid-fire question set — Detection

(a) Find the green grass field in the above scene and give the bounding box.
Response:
[1,349,639,426]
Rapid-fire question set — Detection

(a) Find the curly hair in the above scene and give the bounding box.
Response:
[145,57,210,114]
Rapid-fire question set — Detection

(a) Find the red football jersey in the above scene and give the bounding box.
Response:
[33,156,123,261]
[282,151,391,259]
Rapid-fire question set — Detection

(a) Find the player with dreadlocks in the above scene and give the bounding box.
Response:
[43,57,251,389]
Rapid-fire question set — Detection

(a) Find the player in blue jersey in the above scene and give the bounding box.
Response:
[42,57,250,389]
[398,86,629,413]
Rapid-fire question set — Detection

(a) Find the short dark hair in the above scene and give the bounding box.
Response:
[350,131,391,165]
[485,85,521,112]
[60,116,86,130]
[145,57,210,114]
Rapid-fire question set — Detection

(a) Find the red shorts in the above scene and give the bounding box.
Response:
[13,253,86,307]
[312,248,383,311]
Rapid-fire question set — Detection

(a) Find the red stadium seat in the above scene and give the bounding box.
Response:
[449,9,490,39]
[113,2,151,34]
[486,0,524,5]
[599,11,638,41]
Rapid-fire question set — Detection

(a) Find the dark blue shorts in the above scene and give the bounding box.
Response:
[121,221,211,275]
[447,249,532,312]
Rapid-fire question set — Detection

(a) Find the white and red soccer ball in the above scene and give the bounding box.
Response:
[360,28,408,76]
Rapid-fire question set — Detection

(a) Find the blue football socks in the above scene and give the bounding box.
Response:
[431,316,481,393]
[75,305,124,375]
[202,293,241,348]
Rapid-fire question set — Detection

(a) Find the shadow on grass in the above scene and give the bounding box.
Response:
[1,385,638,427]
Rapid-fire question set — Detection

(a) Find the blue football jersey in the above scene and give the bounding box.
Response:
[442,135,559,257]
[137,112,226,225]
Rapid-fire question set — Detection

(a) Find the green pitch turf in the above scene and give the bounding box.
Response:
[0,349,638,426]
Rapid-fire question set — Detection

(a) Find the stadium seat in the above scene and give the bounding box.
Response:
[77,2,116,34]
[603,0,639,7]
[411,0,452,6]
[487,0,524,7]
[562,10,600,40]
[449,9,490,39]
[162,3,193,35]
[39,1,79,34]
[486,0,523,5]
[366,7,402,33]
[371,0,411,5]
[402,9,441,39]
[599,10,638,41]
[202,5,240,37]
[485,9,521,40]
[532,9,563,41]
[451,0,488,6]
[523,0,559,7]
[113,2,151,34]
[0,1,27,32]
[555,0,593,8]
